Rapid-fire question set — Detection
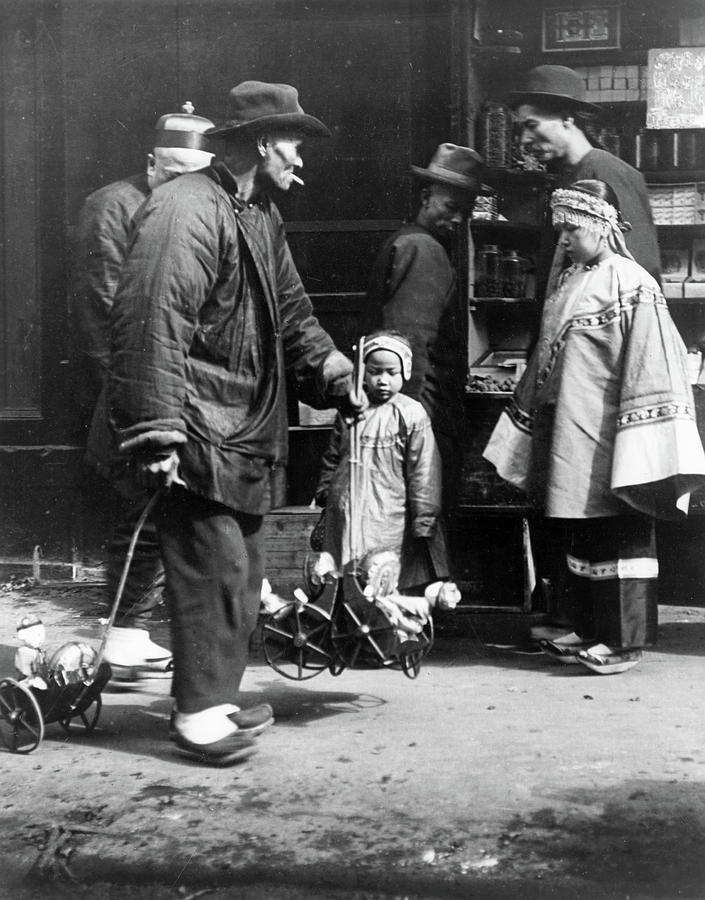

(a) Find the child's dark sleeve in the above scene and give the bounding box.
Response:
[405,413,443,537]
[314,413,346,507]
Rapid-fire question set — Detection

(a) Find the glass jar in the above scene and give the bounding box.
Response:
[476,244,502,297]
[635,129,659,170]
[500,249,528,298]
[674,131,698,170]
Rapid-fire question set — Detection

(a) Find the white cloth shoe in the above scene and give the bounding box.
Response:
[104,626,172,680]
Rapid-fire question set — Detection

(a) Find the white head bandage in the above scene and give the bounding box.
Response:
[551,187,634,260]
[363,333,413,381]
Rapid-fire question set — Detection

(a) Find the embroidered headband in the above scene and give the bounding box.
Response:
[551,186,635,262]
[551,187,622,234]
[363,334,413,381]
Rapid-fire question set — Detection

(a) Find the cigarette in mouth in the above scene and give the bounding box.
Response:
[290,174,304,185]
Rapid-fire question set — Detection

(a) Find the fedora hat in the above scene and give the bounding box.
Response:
[153,102,215,152]
[205,81,331,140]
[411,143,485,194]
[506,65,600,115]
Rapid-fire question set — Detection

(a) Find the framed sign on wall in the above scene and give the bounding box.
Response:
[647,47,705,129]
[542,5,621,53]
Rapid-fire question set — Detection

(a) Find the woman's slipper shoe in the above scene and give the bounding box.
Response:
[530,624,575,643]
[539,632,591,664]
[577,644,642,675]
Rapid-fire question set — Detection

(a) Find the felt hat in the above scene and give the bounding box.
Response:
[205,81,331,140]
[411,143,485,194]
[153,102,215,151]
[506,65,600,115]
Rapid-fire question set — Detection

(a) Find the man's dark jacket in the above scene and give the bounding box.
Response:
[362,223,466,439]
[107,162,340,515]
[70,173,150,427]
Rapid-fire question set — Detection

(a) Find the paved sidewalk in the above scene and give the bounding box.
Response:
[1,581,704,899]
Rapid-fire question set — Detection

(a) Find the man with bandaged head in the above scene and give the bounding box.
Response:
[72,103,216,679]
[72,102,216,423]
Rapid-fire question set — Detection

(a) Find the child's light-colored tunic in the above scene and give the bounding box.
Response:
[316,393,448,589]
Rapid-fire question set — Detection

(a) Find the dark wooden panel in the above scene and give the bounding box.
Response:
[310,293,365,356]
[288,229,399,294]
[178,1,296,124]
[458,395,528,507]
[452,512,527,607]
[286,427,333,506]
[63,1,181,218]
[0,447,83,561]
[0,6,40,417]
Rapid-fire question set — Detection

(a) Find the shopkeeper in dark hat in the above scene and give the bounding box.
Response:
[508,64,661,286]
[361,143,484,525]
[107,80,363,765]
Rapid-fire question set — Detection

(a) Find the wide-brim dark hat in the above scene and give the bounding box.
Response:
[506,65,600,115]
[206,81,331,140]
[411,143,485,194]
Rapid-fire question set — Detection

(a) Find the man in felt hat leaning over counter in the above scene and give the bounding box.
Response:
[508,64,660,286]
[362,143,484,527]
[108,81,362,765]
[73,103,216,679]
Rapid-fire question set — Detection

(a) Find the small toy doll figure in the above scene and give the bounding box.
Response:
[14,614,49,689]
[358,549,461,642]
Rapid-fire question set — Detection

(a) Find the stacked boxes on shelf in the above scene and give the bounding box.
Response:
[572,65,647,103]
[655,185,705,298]
[648,183,705,225]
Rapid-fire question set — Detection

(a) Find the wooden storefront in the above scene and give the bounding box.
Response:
[1,0,703,606]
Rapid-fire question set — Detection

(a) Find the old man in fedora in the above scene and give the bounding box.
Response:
[362,143,484,539]
[107,81,363,765]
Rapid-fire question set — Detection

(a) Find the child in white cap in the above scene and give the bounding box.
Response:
[315,330,449,591]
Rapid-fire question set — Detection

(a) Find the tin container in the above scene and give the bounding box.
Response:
[480,102,512,168]
[472,194,499,221]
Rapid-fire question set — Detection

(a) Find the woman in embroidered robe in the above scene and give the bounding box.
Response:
[484,180,705,673]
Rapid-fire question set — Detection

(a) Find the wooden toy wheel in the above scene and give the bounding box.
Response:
[331,598,397,670]
[328,655,347,677]
[0,678,44,754]
[58,695,102,735]
[262,601,335,681]
[398,617,434,680]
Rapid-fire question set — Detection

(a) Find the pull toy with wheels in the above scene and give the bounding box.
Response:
[261,336,460,682]
[0,490,162,754]
[0,619,112,755]
[262,549,459,682]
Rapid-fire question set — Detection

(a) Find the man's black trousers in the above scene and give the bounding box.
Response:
[155,487,264,715]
